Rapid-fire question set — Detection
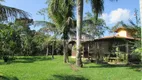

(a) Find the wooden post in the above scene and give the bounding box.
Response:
[125,41,129,63]
[82,44,84,58]
[88,43,90,60]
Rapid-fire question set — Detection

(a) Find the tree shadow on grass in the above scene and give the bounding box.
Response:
[0,76,18,80]
[49,75,88,80]
[83,64,142,72]
[0,56,53,65]
[128,65,142,72]
[13,57,52,63]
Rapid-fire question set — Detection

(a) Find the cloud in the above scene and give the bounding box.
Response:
[100,8,131,25]
[101,13,109,23]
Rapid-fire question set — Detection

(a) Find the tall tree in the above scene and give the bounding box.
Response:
[83,12,107,39]
[139,0,142,54]
[44,0,75,63]
[76,0,117,67]
[34,20,59,59]
[76,0,83,67]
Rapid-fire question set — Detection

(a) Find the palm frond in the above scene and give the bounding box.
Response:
[47,0,75,27]
[39,27,50,33]
[83,18,105,27]
[82,32,94,39]
[91,0,104,18]
[129,19,137,27]
[82,13,107,39]
[0,0,4,2]
[34,21,56,28]
[83,19,93,25]
[34,21,57,33]
[90,0,117,20]
[112,21,127,30]
[0,4,30,21]
[61,17,75,39]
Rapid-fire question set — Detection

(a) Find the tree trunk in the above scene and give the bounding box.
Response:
[3,55,9,62]
[63,40,69,63]
[46,46,49,56]
[52,42,54,59]
[76,0,83,67]
[140,0,142,63]
[126,42,129,63]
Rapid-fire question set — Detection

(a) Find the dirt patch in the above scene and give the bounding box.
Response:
[69,64,79,71]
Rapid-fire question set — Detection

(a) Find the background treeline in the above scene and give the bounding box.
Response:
[0,19,65,62]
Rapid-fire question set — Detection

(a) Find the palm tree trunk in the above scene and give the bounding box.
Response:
[46,46,49,56]
[140,0,142,63]
[52,42,54,59]
[63,40,69,63]
[76,0,83,67]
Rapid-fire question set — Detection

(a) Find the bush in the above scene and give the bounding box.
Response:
[130,47,142,64]
[128,53,141,64]
[3,56,9,62]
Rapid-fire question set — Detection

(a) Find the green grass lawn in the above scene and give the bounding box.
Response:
[0,56,141,80]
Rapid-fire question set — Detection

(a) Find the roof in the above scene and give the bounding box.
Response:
[114,27,127,32]
[94,36,139,41]
[68,35,139,44]
[114,26,137,33]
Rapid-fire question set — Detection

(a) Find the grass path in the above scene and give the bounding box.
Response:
[0,56,141,80]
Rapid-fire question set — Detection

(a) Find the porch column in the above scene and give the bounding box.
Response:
[125,41,129,63]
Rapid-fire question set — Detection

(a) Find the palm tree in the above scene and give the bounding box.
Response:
[46,0,75,63]
[76,0,83,67]
[45,0,116,66]
[0,0,30,21]
[76,0,117,67]
[76,0,104,67]
[34,21,59,59]
[139,0,142,63]
[34,19,75,62]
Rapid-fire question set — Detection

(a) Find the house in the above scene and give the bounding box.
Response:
[70,26,138,62]
[114,27,137,38]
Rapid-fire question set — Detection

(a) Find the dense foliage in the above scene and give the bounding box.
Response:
[0,20,64,62]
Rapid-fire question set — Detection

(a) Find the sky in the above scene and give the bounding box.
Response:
[2,0,140,33]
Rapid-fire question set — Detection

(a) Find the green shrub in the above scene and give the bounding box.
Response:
[3,56,9,62]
